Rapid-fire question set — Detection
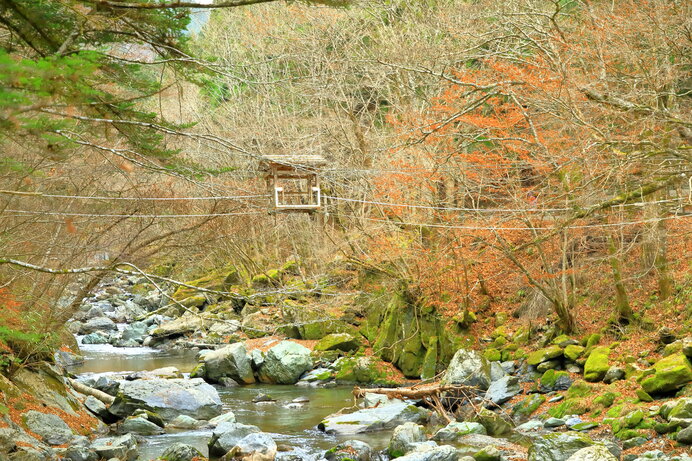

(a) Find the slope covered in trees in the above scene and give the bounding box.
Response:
[0,0,691,459]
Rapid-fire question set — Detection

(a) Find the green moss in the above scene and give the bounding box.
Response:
[540,369,570,391]
[564,344,585,362]
[639,353,692,395]
[512,393,546,417]
[172,267,241,300]
[483,348,502,362]
[567,380,593,398]
[583,346,610,382]
[606,404,625,418]
[421,336,438,380]
[624,409,644,428]
[548,398,589,418]
[593,392,617,408]
[527,345,563,366]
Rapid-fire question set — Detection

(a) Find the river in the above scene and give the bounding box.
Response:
[69,341,390,460]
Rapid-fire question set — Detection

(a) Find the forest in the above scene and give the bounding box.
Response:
[0,1,690,461]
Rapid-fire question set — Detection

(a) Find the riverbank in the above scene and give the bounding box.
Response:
[1,263,691,460]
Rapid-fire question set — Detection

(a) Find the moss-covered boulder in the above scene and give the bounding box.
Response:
[527,345,563,366]
[363,289,468,379]
[314,333,361,352]
[540,370,572,393]
[475,407,514,436]
[564,345,585,362]
[640,353,692,395]
[527,431,599,461]
[583,346,610,382]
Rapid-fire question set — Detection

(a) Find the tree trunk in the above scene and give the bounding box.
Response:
[608,235,633,323]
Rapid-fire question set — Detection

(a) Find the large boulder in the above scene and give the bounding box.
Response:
[202,342,255,385]
[324,440,373,461]
[485,375,521,405]
[318,401,431,435]
[208,422,261,456]
[640,353,692,395]
[108,378,222,420]
[441,348,491,390]
[160,443,205,461]
[81,332,110,345]
[151,314,211,338]
[528,432,613,461]
[79,317,117,335]
[389,422,427,458]
[258,341,313,385]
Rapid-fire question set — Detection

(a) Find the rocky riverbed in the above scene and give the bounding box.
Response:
[2,273,691,461]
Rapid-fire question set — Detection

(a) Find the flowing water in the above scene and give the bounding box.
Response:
[70,342,390,460]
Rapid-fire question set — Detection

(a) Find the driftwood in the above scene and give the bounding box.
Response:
[353,383,479,424]
[68,378,115,405]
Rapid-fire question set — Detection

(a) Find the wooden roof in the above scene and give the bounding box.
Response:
[260,154,327,169]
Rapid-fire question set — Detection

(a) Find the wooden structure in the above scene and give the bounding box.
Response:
[260,154,326,212]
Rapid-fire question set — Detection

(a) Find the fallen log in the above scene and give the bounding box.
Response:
[353,384,474,400]
[68,378,115,405]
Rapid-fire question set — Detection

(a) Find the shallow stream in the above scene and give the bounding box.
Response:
[69,342,390,460]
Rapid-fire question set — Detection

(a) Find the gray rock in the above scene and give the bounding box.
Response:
[63,446,98,461]
[516,420,544,432]
[528,432,616,461]
[94,376,120,396]
[484,375,521,405]
[91,434,137,461]
[544,417,566,428]
[230,432,277,459]
[565,445,618,461]
[677,425,692,444]
[108,378,222,420]
[81,332,110,345]
[85,306,104,320]
[0,427,17,453]
[258,341,313,385]
[474,445,501,461]
[432,421,486,441]
[603,366,625,384]
[319,401,431,435]
[500,361,516,374]
[79,316,117,334]
[84,396,109,420]
[441,348,491,390]
[120,416,163,435]
[393,445,458,461]
[54,350,84,367]
[169,415,203,429]
[389,422,427,457]
[67,321,83,334]
[362,392,396,408]
[160,443,205,461]
[209,411,236,427]
[202,342,255,384]
[324,440,372,461]
[208,422,261,456]
[22,410,74,446]
[121,321,148,343]
[490,361,507,382]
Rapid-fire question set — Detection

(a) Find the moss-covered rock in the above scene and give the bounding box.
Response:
[639,353,692,395]
[527,345,563,366]
[483,348,502,362]
[512,394,546,418]
[476,407,514,436]
[547,398,589,418]
[314,333,361,352]
[363,288,468,379]
[564,344,585,362]
[540,370,572,393]
[583,346,610,382]
[567,380,592,398]
[593,392,617,408]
